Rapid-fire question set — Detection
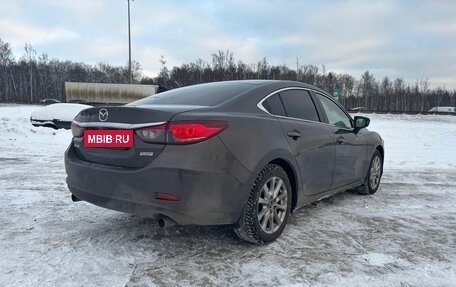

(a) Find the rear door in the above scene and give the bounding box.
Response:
[314,93,367,187]
[263,89,335,195]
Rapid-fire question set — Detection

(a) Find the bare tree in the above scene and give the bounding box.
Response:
[0,38,454,110]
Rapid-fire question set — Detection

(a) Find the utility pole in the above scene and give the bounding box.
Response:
[127,0,133,84]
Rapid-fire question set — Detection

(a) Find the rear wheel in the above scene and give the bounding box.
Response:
[356,150,383,195]
[234,164,292,244]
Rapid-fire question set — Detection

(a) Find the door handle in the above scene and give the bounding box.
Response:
[336,136,345,145]
[286,131,301,140]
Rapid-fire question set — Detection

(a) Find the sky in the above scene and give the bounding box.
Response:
[1,0,455,88]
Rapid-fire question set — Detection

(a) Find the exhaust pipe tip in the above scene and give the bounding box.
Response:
[158,216,176,228]
[71,194,82,202]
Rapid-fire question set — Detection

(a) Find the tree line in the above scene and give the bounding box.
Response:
[1,38,454,112]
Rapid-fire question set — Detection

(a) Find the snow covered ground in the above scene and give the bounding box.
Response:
[1,104,455,287]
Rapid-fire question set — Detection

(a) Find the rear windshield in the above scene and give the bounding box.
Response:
[129,83,254,107]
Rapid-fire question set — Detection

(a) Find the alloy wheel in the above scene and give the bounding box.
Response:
[257,176,288,234]
[369,156,382,189]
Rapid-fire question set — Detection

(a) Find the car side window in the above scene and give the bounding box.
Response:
[317,94,352,128]
[262,94,286,116]
[279,90,320,122]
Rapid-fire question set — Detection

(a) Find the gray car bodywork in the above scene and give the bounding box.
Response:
[65,80,384,226]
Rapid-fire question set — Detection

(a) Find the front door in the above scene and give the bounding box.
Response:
[315,93,367,187]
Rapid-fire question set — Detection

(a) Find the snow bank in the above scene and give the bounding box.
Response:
[356,113,456,171]
[0,104,72,157]
[30,103,92,122]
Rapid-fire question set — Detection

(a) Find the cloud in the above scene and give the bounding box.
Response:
[1,0,456,88]
[135,46,181,76]
[431,77,456,89]
[200,36,261,62]
[83,38,126,58]
[0,19,78,49]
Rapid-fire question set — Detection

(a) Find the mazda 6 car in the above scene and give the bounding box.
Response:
[65,80,384,244]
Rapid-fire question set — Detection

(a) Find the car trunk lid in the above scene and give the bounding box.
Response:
[72,105,207,168]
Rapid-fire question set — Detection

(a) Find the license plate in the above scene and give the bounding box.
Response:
[84,130,134,148]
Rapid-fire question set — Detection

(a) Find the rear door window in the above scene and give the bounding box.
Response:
[279,90,320,122]
[262,94,286,116]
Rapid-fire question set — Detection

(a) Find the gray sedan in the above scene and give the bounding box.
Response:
[65,80,384,244]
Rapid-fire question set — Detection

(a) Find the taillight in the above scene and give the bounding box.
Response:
[135,123,167,144]
[71,122,84,137]
[168,121,228,144]
[136,121,228,144]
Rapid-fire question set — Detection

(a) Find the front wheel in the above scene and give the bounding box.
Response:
[234,164,292,244]
[356,150,383,195]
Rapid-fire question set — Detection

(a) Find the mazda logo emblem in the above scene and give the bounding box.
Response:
[99,108,109,122]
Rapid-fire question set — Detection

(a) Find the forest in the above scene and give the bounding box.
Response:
[0,38,454,112]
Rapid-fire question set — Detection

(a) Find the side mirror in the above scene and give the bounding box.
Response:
[354,116,370,131]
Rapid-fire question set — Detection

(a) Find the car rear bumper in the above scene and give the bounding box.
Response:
[64,136,253,226]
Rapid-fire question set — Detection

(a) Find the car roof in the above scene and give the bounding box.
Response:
[204,80,330,96]
[131,80,331,109]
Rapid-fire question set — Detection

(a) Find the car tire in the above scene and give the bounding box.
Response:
[234,164,292,244]
[356,150,383,195]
